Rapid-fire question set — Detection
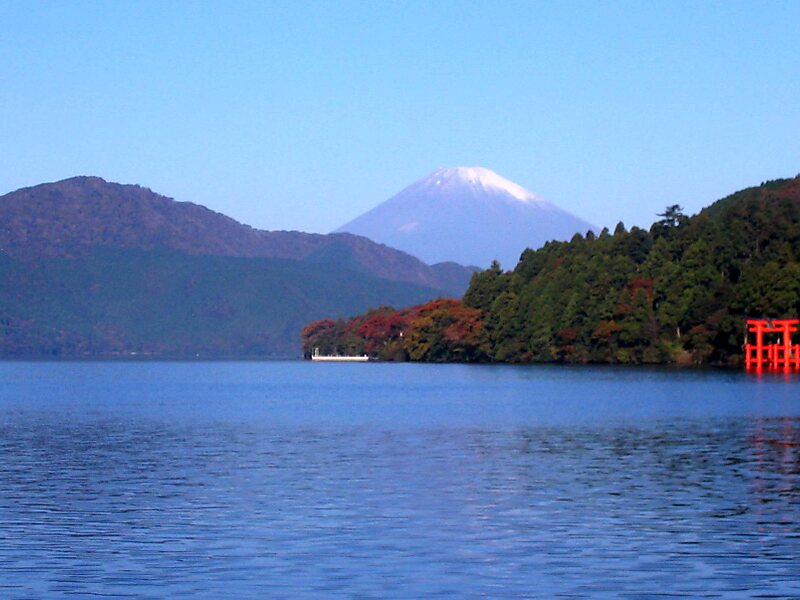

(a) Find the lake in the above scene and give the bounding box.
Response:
[0,362,798,598]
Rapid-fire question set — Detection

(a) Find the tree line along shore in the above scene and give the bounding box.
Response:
[302,177,800,365]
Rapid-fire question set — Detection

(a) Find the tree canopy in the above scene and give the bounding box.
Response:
[302,177,800,365]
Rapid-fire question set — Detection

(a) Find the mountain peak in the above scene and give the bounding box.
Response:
[426,166,541,204]
[336,167,596,268]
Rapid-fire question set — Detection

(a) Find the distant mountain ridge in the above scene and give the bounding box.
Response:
[0,176,475,294]
[335,166,597,268]
[0,176,478,358]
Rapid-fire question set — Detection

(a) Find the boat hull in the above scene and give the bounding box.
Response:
[311,355,370,362]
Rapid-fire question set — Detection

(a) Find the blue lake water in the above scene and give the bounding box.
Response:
[0,361,798,598]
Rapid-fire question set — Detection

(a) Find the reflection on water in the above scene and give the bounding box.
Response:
[0,363,798,598]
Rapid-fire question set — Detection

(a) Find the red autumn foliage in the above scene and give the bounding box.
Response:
[353,309,408,354]
[301,318,337,341]
[593,320,622,341]
[301,298,488,361]
[626,277,654,296]
[442,305,485,346]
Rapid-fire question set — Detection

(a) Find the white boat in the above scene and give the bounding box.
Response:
[310,348,370,362]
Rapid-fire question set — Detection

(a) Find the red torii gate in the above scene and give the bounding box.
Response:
[745,318,800,369]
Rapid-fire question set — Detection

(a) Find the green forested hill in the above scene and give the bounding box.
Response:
[0,176,475,294]
[303,176,800,365]
[0,176,473,358]
[0,249,445,358]
[463,176,800,364]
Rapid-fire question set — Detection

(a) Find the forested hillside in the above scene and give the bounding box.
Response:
[0,176,475,294]
[0,249,443,358]
[0,176,469,357]
[303,176,800,365]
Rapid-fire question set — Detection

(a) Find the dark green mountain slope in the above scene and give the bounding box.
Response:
[0,176,474,295]
[0,176,474,358]
[0,248,443,358]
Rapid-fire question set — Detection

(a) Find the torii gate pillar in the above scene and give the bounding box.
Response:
[745,319,800,370]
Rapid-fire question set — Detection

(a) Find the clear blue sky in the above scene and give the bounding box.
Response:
[2,0,798,233]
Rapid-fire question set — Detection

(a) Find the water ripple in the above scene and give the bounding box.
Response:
[0,362,798,598]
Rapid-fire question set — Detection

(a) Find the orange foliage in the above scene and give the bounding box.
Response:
[303,298,487,360]
[626,277,654,296]
[301,318,337,341]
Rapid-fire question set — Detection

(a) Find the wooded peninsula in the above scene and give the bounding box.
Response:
[302,176,800,365]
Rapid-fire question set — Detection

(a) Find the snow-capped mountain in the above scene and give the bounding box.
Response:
[335,167,597,269]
